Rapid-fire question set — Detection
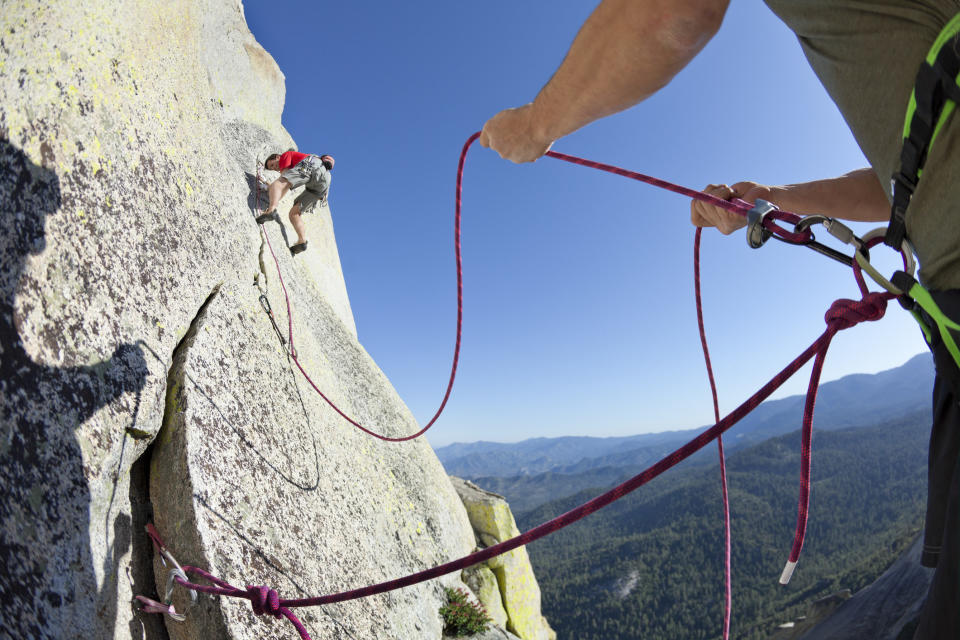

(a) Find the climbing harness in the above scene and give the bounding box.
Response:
[137,133,909,640]
[886,13,960,249]
[880,13,960,375]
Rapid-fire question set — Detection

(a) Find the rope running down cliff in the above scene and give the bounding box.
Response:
[253,132,820,441]
[147,285,891,640]
[139,133,897,640]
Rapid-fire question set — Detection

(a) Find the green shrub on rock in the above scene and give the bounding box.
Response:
[440,587,492,637]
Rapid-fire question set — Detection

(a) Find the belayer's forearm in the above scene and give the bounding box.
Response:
[529,0,729,142]
[771,169,889,223]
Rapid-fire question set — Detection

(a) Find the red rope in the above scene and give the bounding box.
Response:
[179,134,897,640]
[254,134,471,441]
[151,290,890,640]
[695,227,731,639]
[255,134,818,442]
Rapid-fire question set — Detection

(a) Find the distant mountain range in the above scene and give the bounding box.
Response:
[436,352,936,639]
[520,410,929,640]
[437,353,933,513]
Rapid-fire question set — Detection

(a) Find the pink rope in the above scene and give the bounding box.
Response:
[254,134,471,441]
[544,149,812,244]
[148,134,895,640]
[145,290,890,640]
[695,227,732,639]
[255,134,816,442]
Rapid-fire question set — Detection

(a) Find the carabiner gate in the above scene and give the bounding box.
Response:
[791,215,868,267]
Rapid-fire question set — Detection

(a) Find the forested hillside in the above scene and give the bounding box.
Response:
[509,411,928,639]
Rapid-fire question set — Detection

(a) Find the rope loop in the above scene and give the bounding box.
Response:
[824,292,890,331]
[247,585,283,618]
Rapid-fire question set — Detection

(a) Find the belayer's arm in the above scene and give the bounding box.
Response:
[691,169,891,235]
[480,0,730,162]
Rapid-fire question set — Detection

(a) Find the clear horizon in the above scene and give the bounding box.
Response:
[434,350,930,448]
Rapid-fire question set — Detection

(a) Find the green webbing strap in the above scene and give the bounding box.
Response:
[902,280,960,370]
[887,13,960,248]
[901,12,960,150]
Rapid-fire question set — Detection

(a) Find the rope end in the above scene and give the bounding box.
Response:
[779,560,798,585]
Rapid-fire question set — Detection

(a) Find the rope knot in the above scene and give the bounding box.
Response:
[825,293,889,330]
[246,585,282,618]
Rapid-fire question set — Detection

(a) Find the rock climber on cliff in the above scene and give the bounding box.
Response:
[258,150,335,255]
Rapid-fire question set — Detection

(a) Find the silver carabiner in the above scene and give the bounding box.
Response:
[853,228,917,295]
[793,215,867,267]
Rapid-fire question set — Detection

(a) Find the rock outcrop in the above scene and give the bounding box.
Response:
[0,2,534,639]
[450,478,556,640]
[768,534,932,640]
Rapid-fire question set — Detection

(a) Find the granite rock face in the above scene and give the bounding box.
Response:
[0,2,510,639]
[793,534,932,640]
[450,478,556,640]
[766,534,932,640]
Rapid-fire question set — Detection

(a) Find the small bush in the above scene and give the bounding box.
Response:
[439,587,492,637]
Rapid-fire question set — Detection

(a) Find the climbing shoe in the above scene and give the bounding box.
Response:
[290,241,308,256]
[255,211,275,224]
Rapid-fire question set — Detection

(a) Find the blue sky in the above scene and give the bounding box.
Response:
[244,2,927,448]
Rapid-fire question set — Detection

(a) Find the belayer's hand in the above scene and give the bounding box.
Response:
[480,104,554,163]
[691,182,773,235]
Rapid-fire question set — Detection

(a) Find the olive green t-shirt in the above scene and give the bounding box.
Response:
[763,0,960,289]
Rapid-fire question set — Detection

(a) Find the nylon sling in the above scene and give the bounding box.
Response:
[887,14,960,369]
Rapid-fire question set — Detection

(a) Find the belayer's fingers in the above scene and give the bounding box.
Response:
[703,183,736,199]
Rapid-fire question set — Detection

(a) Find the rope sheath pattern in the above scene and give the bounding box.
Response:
[257,133,817,441]
[255,141,468,440]
[154,291,889,640]
[694,227,732,640]
[143,135,895,639]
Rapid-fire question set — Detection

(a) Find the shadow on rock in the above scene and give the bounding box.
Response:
[0,138,148,638]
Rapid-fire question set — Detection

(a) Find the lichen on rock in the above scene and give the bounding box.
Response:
[450,477,556,640]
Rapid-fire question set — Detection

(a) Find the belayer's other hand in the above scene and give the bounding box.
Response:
[691,182,773,235]
[479,104,554,163]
